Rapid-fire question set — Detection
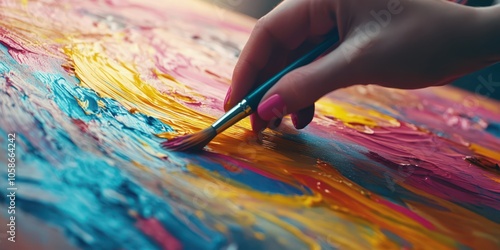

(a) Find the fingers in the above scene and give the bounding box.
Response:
[256,43,355,123]
[250,104,315,132]
[250,106,314,132]
[225,0,338,111]
[291,104,315,129]
[250,113,268,133]
[224,46,288,111]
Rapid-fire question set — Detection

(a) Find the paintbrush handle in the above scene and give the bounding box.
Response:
[212,30,339,134]
[244,30,340,109]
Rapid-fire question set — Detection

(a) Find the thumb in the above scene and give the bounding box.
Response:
[256,45,354,122]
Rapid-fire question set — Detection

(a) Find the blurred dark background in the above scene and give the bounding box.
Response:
[206,0,500,100]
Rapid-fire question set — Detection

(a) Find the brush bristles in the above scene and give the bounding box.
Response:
[161,127,217,151]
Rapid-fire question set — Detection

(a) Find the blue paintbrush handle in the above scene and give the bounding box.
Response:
[245,30,340,109]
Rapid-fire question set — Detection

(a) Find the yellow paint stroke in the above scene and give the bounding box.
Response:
[64,42,214,134]
[469,143,500,162]
[316,98,400,128]
[2,0,498,248]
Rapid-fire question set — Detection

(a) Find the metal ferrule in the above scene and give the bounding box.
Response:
[211,99,252,134]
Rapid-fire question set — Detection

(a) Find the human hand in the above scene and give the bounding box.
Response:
[224,0,499,132]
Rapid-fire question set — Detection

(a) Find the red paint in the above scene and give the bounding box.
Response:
[72,119,89,133]
[376,198,435,230]
[136,218,182,250]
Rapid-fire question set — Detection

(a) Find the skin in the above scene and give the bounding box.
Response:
[223,0,500,132]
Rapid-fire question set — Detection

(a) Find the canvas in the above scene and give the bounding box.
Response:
[0,0,499,249]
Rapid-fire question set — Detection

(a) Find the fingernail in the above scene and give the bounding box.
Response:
[223,87,232,111]
[250,114,267,133]
[291,113,298,129]
[257,94,286,121]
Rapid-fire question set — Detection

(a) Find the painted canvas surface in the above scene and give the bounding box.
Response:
[0,0,499,249]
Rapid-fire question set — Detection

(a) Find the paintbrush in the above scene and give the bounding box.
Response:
[162,31,340,151]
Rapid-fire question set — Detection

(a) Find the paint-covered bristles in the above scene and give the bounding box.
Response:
[161,127,217,151]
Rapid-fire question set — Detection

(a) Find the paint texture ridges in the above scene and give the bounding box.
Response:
[0,0,499,249]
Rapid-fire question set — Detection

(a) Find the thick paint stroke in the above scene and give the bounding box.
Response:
[0,0,499,249]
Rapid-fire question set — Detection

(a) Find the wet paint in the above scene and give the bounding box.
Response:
[0,0,499,249]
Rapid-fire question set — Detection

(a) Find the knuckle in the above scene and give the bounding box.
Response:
[253,16,270,35]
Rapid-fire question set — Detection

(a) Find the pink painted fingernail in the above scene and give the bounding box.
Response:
[257,94,286,121]
[223,87,232,111]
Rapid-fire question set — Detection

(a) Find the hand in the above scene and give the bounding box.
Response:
[224,0,500,132]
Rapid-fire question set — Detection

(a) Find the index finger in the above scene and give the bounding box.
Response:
[225,0,338,111]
